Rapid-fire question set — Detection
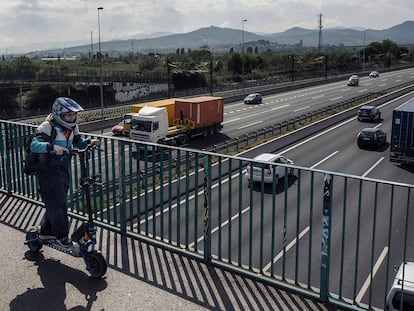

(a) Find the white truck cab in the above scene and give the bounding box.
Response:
[130,106,169,143]
[386,262,414,310]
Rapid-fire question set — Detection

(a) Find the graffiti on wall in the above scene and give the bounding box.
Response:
[113,82,168,102]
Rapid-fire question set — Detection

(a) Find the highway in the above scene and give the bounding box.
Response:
[97,68,414,143]
[190,68,414,147]
[133,91,413,308]
[88,70,414,309]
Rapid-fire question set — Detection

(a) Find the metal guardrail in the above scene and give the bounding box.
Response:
[1,120,413,311]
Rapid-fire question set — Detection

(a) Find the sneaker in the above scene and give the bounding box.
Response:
[55,237,73,248]
[39,234,56,241]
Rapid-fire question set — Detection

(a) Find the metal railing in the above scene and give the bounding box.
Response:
[1,120,413,310]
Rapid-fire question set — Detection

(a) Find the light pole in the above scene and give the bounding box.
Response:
[241,19,247,95]
[363,30,366,73]
[97,6,104,133]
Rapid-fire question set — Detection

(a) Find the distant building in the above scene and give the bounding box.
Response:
[40,56,78,61]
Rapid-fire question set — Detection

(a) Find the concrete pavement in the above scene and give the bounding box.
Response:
[0,192,343,311]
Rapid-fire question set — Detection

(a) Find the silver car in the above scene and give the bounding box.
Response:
[347,75,359,86]
[246,153,294,185]
[369,71,379,78]
[244,93,262,104]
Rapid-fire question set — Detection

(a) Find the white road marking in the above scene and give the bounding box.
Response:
[223,104,290,125]
[293,106,310,112]
[362,157,384,178]
[311,151,339,169]
[312,95,324,99]
[356,247,389,303]
[238,120,263,130]
[263,226,310,272]
[188,205,252,248]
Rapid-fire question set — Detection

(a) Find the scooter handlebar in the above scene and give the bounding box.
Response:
[68,143,103,155]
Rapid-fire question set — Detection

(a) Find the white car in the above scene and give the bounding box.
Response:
[245,153,294,185]
[369,71,379,78]
[386,262,414,310]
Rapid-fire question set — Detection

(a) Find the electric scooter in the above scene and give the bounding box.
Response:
[24,144,107,279]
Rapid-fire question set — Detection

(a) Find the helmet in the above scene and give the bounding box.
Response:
[52,97,84,128]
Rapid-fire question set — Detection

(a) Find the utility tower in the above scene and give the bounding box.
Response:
[318,14,323,51]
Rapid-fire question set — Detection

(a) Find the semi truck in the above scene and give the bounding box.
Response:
[390,98,414,165]
[123,98,177,136]
[129,96,224,145]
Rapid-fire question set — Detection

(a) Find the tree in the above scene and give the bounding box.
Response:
[227,53,242,76]
[12,56,37,79]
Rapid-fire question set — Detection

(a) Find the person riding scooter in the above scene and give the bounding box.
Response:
[30,97,100,248]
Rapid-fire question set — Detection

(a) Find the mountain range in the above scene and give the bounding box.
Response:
[31,20,414,57]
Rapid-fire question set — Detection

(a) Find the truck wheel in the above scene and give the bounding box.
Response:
[214,124,221,134]
[178,134,188,145]
[202,129,208,138]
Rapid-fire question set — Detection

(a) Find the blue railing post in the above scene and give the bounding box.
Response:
[320,174,333,301]
[203,155,211,261]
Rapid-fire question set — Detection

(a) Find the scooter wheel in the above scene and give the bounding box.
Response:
[26,228,42,252]
[86,251,107,278]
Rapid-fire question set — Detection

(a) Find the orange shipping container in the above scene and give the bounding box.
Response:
[131,98,177,125]
[174,96,224,128]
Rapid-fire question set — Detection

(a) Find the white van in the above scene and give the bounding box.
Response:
[386,262,414,310]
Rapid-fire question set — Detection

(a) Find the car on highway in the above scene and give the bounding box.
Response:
[112,121,126,136]
[369,71,380,78]
[245,153,294,185]
[357,128,387,148]
[244,93,262,104]
[357,105,381,122]
[347,75,360,86]
[386,262,414,311]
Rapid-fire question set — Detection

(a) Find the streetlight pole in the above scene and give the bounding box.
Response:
[241,19,247,95]
[363,30,366,73]
[97,6,104,133]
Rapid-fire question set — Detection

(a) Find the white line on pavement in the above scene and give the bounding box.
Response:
[263,226,310,272]
[356,247,388,303]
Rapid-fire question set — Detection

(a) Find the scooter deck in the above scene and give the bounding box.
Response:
[43,240,81,257]
[24,236,82,257]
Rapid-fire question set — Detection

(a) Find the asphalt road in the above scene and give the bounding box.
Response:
[80,72,414,309]
[124,90,414,308]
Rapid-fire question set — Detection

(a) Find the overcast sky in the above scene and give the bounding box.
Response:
[1,0,413,53]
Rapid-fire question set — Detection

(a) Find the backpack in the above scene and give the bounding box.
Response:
[24,122,57,176]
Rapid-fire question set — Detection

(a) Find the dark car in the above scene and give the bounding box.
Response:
[347,75,359,86]
[244,93,262,104]
[357,105,381,122]
[357,128,387,148]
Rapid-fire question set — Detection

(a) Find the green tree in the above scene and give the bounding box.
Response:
[12,56,37,79]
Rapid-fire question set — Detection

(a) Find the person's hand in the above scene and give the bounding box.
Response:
[90,139,100,147]
[53,144,68,155]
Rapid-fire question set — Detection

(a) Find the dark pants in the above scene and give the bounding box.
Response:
[37,168,70,240]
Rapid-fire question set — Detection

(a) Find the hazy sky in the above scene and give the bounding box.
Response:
[1,0,413,53]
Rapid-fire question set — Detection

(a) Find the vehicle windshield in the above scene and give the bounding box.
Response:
[359,109,371,115]
[124,114,132,124]
[276,157,290,164]
[360,131,375,139]
[131,119,152,132]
